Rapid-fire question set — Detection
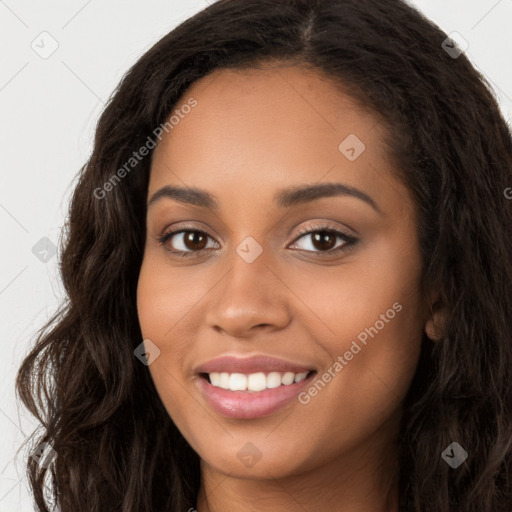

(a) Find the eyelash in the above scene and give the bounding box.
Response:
[156,223,358,259]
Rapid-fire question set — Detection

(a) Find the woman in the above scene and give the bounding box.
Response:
[16,0,512,510]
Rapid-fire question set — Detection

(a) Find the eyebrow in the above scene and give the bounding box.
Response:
[147,182,381,214]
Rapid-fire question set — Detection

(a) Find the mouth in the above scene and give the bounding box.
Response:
[199,370,316,392]
[194,354,318,419]
[196,368,317,419]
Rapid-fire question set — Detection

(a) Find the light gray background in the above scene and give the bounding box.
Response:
[1,1,511,509]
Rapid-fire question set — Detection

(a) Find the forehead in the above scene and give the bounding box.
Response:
[148,64,411,217]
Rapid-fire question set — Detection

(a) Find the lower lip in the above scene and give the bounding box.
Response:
[196,373,316,419]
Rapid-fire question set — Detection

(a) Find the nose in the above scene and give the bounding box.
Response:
[205,245,292,339]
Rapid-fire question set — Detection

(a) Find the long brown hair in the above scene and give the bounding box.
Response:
[16,0,512,510]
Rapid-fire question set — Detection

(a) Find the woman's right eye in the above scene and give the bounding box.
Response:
[157,229,220,258]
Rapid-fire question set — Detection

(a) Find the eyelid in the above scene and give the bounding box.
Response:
[156,221,358,258]
[157,221,221,243]
[290,221,356,242]
[287,222,358,256]
[155,223,219,256]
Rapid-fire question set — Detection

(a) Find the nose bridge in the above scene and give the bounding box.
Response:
[239,237,270,283]
[205,236,290,335]
[224,236,275,309]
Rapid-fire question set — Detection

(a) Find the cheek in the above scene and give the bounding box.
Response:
[284,236,424,434]
[282,230,423,350]
[136,255,205,424]
[136,252,204,342]
[284,305,422,474]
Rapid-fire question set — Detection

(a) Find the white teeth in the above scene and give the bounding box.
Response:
[207,370,311,391]
[247,372,267,391]
[228,373,247,390]
[266,372,282,389]
[209,372,221,386]
[281,372,295,385]
[294,372,309,383]
[219,372,230,389]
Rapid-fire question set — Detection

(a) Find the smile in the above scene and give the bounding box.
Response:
[194,355,317,419]
[203,371,311,392]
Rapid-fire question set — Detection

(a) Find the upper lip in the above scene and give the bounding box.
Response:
[195,355,315,375]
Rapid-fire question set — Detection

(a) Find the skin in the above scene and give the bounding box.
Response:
[136,63,444,512]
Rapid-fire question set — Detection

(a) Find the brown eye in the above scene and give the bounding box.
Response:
[158,229,218,257]
[288,225,358,257]
[310,231,337,251]
[181,231,208,251]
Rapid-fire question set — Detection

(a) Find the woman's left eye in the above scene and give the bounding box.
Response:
[288,225,358,257]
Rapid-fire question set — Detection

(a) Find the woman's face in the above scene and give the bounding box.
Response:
[137,64,433,482]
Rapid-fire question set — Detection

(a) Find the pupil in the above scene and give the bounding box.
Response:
[185,231,207,250]
[313,232,335,251]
